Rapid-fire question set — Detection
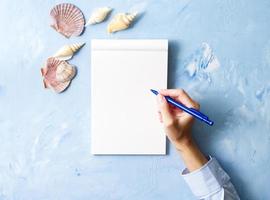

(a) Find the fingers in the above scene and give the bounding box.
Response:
[159,89,200,109]
[157,111,163,123]
[156,94,174,127]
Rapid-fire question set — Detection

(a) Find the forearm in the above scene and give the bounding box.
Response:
[156,89,239,199]
[172,137,207,172]
[173,137,240,199]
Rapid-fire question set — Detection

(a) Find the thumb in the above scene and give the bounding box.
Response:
[157,94,174,126]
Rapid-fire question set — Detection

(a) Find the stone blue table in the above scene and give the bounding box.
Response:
[0,0,269,199]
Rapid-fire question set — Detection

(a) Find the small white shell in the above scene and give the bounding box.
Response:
[107,12,137,33]
[56,62,76,82]
[85,7,112,26]
[53,43,85,60]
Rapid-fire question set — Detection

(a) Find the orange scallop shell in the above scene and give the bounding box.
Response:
[50,3,85,38]
[41,57,71,93]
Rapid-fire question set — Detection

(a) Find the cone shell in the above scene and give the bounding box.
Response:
[41,57,76,93]
[107,13,137,33]
[50,3,85,38]
[85,7,112,26]
[53,43,85,60]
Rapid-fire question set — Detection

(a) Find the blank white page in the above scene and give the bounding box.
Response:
[91,39,168,155]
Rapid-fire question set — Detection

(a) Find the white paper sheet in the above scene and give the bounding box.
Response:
[91,39,168,155]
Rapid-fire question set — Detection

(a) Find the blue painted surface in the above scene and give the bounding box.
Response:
[0,0,269,199]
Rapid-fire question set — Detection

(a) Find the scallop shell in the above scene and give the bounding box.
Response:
[85,7,112,26]
[53,43,85,60]
[41,57,75,93]
[50,3,85,38]
[107,13,137,33]
[41,58,62,84]
[56,61,76,82]
[50,79,71,93]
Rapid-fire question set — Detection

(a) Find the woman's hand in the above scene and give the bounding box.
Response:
[156,89,200,151]
[156,89,207,171]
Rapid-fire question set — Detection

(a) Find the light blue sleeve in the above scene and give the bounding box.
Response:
[181,157,240,200]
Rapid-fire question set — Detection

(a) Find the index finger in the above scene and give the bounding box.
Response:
[159,89,196,108]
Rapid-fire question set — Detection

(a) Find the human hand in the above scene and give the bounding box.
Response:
[156,89,200,151]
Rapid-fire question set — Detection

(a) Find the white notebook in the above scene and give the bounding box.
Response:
[91,39,168,155]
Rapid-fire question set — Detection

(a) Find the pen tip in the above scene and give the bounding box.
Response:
[150,89,158,95]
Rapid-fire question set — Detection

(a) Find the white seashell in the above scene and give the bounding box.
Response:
[53,43,85,60]
[107,12,137,33]
[56,61,76,82]
[85,7,112,26]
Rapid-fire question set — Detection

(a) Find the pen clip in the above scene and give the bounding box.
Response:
[189,108,209,120]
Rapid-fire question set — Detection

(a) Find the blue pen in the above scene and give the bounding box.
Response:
[150,89,214,126]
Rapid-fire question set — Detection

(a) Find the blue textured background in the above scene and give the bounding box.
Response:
[0,0,269,199]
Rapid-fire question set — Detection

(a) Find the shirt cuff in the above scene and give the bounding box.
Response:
[181,156,230,199]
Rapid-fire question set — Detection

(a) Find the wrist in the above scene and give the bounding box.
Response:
[172,135,194,152]
[173,135,208,172]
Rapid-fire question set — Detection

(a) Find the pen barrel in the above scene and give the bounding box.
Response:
[201,117,214,126]
[166,97,214,126]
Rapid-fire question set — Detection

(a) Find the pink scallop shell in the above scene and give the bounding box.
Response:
[50,3,85,38]
[41,57,71,93]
